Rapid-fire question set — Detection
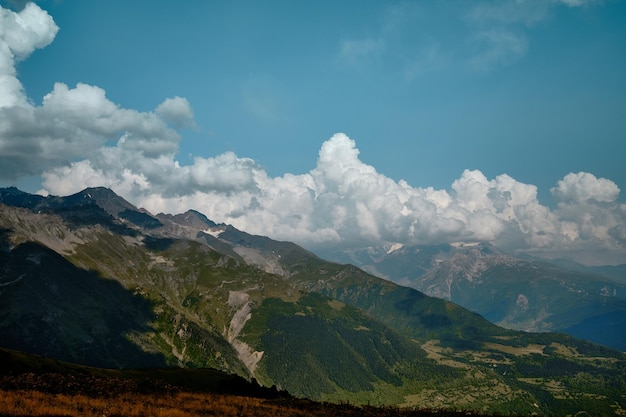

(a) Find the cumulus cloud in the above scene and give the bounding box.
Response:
[552,172,620,204]
[39,131,626,265]
[0,3,189,179]
[542,173,626,264]
[0,2,57,107]
[2,2,625,266]
[155,96,196,129]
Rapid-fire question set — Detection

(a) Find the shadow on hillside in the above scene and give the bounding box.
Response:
[0,227,11,251]
[143,236,175,251]
[0,234,167,369]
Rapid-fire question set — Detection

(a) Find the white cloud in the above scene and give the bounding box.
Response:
[155,96,196,129]
[552,172,620,204]
[542,173,626,264]
[0,2,189,179]
[2,2,625,266]
[0,2,58,107]
[39,131,626,265]
[0,2,57,59]
[0,79,184,177]
[188,152,262,193]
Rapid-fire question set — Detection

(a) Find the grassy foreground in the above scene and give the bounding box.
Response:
[0,387,526,417]
[0,348,522,417]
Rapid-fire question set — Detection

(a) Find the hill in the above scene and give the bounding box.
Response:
[0,347,519,417]
[1,187,626,416]
[319,242,626,350]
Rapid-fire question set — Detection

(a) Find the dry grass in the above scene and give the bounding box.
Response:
[0,390,309,417]
[482,342,546,357]
[0,362,519,417]
[0,387,515,417]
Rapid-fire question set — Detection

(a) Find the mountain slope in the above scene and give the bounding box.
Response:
[322,242,626,350]
[1,187,626,416]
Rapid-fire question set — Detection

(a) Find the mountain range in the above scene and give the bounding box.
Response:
[319,242,626,351]
[1,186,625,416]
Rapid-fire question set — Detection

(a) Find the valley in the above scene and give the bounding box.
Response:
[321,242,626,351]
[1,187,626,416]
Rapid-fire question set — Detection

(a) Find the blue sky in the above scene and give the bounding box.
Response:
[1,0,626,264]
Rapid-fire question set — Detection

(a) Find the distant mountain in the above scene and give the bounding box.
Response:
[1,187,626,416]
[319,242,626,351]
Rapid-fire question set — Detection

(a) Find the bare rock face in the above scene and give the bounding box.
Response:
[228,290,264,373]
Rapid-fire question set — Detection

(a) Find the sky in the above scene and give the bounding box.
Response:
[0,0,625,265]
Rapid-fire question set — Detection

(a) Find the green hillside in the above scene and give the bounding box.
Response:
[1,188,626,415]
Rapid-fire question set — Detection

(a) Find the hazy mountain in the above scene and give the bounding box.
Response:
[1,187,625,416]
[320,242,626,350]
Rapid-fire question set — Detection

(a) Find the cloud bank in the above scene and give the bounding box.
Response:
[0,3,188,178]
[1,3,625,266]
[39,131,626,265]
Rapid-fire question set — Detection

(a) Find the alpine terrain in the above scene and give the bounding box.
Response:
[320,242,626,351]
[1,186,625,416]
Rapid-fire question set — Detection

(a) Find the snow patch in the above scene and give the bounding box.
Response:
[203,228,224,238]
[387,243,404,254]
[450,241,480,248]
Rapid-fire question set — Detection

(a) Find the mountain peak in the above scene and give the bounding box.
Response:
[0,186,47,209]
[69,187,163,230]
[70,187,137,217]
[157,209,218,230]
